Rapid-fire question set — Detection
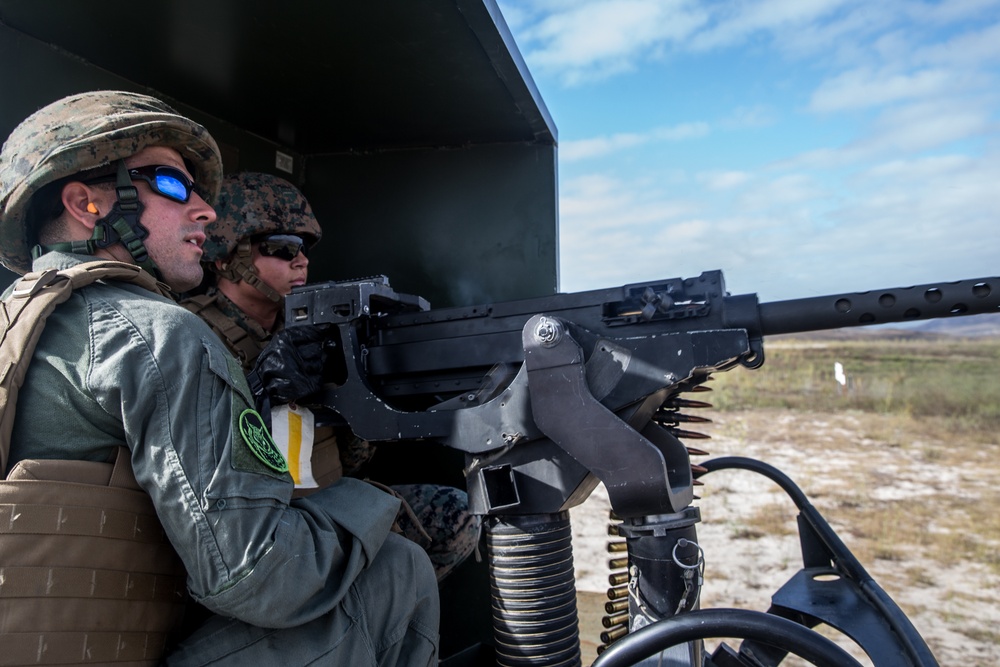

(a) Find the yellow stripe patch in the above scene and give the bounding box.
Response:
[270,404,318,489]
[287,408,302,483]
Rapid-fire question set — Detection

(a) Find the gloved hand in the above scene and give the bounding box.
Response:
[249,325,330,406]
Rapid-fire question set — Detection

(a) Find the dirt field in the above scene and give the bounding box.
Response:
[570,408,1000,666]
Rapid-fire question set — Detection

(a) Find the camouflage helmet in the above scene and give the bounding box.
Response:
[0,90,223,275]
[202,172,322,262]
[203,172,322,302]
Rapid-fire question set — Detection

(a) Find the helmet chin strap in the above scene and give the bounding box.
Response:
[33,160,163,281]
[215,238,283,303]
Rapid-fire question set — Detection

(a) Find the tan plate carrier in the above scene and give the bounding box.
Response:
[0,262,188,666]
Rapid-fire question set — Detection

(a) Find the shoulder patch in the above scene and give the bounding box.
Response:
[239,409,289,473]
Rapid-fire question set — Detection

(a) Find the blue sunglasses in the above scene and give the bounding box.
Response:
[87,164,196,203]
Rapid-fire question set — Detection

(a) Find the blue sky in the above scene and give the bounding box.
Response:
[494,0,1000,302]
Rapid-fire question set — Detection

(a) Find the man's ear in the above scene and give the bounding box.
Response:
[60,181,104,230]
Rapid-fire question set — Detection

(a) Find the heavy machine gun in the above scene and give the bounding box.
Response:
[285,270,998,667]
[4,2,995,665]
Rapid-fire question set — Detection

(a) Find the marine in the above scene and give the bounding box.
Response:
[182,171,481,580]
[0,90,439,666]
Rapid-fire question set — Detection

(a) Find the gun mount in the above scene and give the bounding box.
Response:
[285,270,997,667]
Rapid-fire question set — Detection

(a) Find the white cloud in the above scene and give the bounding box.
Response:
[502,0,1000,93]
[557,170,822,295]
[557,149,1000,299]
[864,154,972,180]
[906,0,1000,24]
[803,153,1000,291]
[809,67,975,113]
[560,174,641,223]
[500,0,875,82]
[651,123,711,141]
[719,105,778,129]
[687,0,863,52]
[862,99,995,153]
[496,0,1000,299]
[736,173,829,211]
[512,0,708,84]
[914,20,1000,67]
[775,95,996,172]
[698,170,751,190]
[560,172,700,231]
[562,133,648,162]
[561,122,709,161]
[850,152,1000,224]
[771,6,896,62]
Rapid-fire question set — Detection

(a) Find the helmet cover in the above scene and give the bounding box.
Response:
[202,171,322,263]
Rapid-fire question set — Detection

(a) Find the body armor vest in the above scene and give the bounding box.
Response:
[0,262,188,665]
[180,293,267,371]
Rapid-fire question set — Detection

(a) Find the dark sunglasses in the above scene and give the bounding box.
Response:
[87,165,196,203]
[254,234,309,261]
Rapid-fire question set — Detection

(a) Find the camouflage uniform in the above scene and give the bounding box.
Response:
[0,91,439,666]
[185,172,481,581]
[391,483,481,581]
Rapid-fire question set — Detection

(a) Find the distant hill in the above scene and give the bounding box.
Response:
[775,312,1000,341]
[904,311,1000,337]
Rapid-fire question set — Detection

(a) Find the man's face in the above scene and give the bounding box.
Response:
[107,146,216,291]
[252,239,309,297]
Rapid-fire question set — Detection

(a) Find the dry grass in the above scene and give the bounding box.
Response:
[572,335,1000,666]
[696,409,1000,666]
[711,336,1000,435]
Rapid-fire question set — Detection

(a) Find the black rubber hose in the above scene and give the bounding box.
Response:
[590,608,864,667]
[486,512,581,667]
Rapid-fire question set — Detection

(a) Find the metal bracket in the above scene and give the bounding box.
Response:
[521,314,693,517]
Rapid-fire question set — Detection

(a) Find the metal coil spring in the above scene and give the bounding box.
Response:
[486,512,582,667]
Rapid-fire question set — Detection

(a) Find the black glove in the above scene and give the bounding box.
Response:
[249,325,330,407]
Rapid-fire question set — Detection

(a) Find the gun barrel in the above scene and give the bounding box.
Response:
[757,277,999,336]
